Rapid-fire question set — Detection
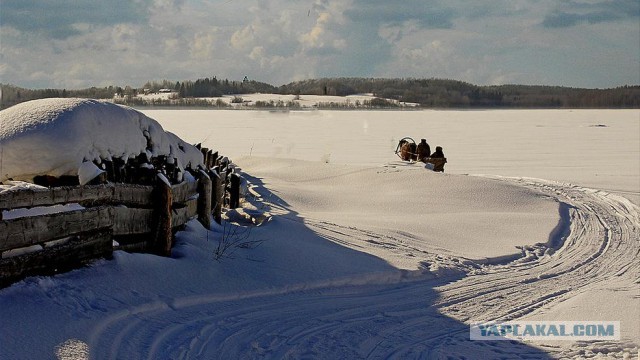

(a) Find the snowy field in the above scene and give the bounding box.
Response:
[1,106,638,359]
[146,109,639,204]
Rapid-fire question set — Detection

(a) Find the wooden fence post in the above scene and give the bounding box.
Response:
[211,151,219,167]
[230,173,241,209]
[197,170,212,229]
[152,174,173,256]
[201,147,209,168]
[219,164,228,207]
[205,150,213,168]
[210,167,222,224]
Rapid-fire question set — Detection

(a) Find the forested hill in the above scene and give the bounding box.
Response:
[2,77,639,109]
[279,78,640,108]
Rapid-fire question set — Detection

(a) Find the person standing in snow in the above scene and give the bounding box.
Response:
[428,146,447,172]
[430,146,445,158]
[416,139,431,162]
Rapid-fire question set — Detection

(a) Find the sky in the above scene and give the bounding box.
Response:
[1,0,639,89]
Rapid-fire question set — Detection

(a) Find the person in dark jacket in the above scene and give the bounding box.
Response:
[427,146,446,172]
[416,139,431,162]
[430,146,445,158]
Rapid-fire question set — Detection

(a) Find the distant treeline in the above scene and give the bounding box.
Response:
[0,78,275,109]
[2,77,639,109]
[279,78,640,108]
[1,85,119,109]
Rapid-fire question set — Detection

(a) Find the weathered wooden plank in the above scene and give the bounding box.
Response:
[54,185,112,204]
[113,240,149,253]
[0,183,157,211]
[171,180,198,204]
[111,184,154,206]
[172,198,198,228]
[112,232,152,252]
[210,168,223,224]
[197,170,212,229]
[0,207,114,252]
[112,198,197,235]
[230,173,241,209]
[112,207,154,235]
[0,228,113,288]
[201,147,210,169]
[0,185,115,211]
[151,177,173,256]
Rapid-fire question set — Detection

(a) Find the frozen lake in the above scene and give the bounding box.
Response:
[144,109,639,203]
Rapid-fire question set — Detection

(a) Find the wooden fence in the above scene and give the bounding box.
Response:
[0,159,241,288]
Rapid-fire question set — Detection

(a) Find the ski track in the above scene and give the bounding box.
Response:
[88,177,639,359]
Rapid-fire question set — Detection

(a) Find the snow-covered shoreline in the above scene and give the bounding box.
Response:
[126,92,421,109]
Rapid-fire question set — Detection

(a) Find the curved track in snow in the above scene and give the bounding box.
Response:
[428,177,640,358]
[88,178,639,359]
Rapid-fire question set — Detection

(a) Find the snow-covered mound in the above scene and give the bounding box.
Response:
[0,98,203,183]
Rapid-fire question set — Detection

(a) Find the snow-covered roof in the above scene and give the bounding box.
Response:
[0,98,203,182]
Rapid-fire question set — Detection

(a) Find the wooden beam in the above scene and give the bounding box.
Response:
[171,180,198,204]
[172,198,198,228]
[210,168,223,224]
[112,207,153,235]
[110,184,154,206]
[151,177,173,256]
[197,170,212,229]
[0,228,113,288]
[201,147,210,169]
[0,185,113,211]
[230,173,241,209]
[113,239,149,253]
[112,197,197,235]
[0,183,157,211]
[0,207,114,252]
[211,151,219,168]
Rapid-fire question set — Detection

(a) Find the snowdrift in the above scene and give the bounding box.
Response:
[0,98,203,183]
[236,157,561,265]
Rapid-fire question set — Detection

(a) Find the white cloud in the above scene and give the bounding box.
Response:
[249,46,265,61]
[333,39,347,49]
[299,12,331,48]
[0,0,637,88]
[163,38,181,55]
[111,25,139,52]
[190,29,219,60]
[378,25,402,44]
[230,25,256,50]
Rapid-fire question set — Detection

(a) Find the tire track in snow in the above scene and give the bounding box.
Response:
[87,178,639,359]
[425,177,639,358]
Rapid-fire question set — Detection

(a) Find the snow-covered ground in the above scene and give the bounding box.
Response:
[219,93,419,107]
[0,104,638,359]
[145,109,639,204]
